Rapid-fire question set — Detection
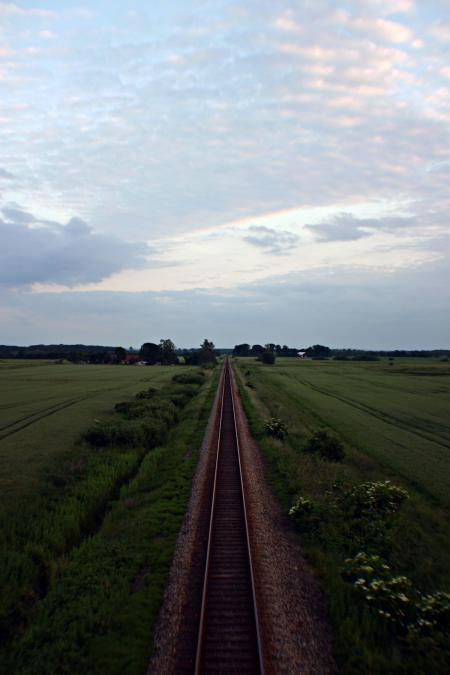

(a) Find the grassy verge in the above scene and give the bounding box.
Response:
[234,359,449,675]
[1,368,218,673]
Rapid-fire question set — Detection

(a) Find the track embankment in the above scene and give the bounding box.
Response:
[149,361,334,674]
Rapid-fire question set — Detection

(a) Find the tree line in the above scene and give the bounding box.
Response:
[0,339,218,366]
[232,343,450,359]
[232,343,331,358]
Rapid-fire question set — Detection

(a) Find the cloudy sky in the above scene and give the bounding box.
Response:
[1,0,449,348]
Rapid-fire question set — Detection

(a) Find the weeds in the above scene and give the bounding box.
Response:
[234,359,450,675]
[0,368,218,674]
[0,369,207,661]
[264,417,287,440]
[304,429,345,461]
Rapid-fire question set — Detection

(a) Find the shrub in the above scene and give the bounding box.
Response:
[114,401,149,419]
[411,591,450,634]
[339,480,409,550]
[84,415,171,449]
[84,420,141,447]
[304,430,345,461]
[114,398,177,424]
[261,351,276,365]
[343,480,409,520]
[289,496,321,531]
[135,387,158,400]
[344,554,450,638]
[172,372,204,385]
[165,384,200,407]
[264,417,287,440]
[343,552,413,628]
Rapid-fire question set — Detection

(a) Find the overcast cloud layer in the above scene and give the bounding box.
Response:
[1,0,449,347]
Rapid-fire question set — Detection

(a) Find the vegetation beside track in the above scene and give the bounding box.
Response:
[234,357,450,675]
[0,360,183,503]
[0,363,218,673]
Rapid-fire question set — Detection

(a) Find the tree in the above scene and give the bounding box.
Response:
[233,343,251,357]
[251,344,265,357]
[139,342,162,364]
[115,346,127,363]
[306,344,331,359]
[198,338,217,366]
[160,338,178,365]
[261,350,276,364]
[201,339,215,351]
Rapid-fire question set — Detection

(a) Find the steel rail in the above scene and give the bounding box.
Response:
[194,358,264,674]
[229,361,265,675]
[194,361,226,674]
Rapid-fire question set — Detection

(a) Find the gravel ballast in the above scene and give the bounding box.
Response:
[149,364,335,674]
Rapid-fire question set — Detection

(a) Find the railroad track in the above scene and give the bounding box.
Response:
[194,359,264,674]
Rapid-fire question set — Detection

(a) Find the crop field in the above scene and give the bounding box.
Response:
[0,360,182,506]
[0,359,216,673]
[234,357,450,674]
[236,357,450,505]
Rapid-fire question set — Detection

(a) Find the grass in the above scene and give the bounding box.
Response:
[0,360,217,673]
[234,357,450,675]
[0,360,183,504]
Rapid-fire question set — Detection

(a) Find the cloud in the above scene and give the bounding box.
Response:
[0,3,55,18]
[0,168,14,179]
[338,15,414,43]
[354,0,415,16]
[243,225,299,254]
[430,21,450,42]
[1,255,447,349]
[305,213,417,242]
[0,0,448,349]
[2,206,35,224]
[0,207,151,288]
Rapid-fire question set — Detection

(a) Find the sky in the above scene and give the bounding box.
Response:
[1,0,449,349]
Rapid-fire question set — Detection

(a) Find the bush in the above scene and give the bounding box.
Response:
[412,591,450,634]
[114,398,177,424]
[165,384,200,407]
[304,430,345,461]
[114,401,149,419]
[343,480,409,520]
[339,480,409,550]
[264,417,287,440]
[261,351,276,365]
[289,496,321,531]
[135,387,158,400]
[172,372,204,385]
[84,411,174,449]
[84,419,142,447]
[343,552,414,628]
[344,553,450,638]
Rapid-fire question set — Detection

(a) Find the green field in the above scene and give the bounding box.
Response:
[0,359,216,673]
[0,360,181,505]
[234,357,450,675]
[236,357,450,505]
